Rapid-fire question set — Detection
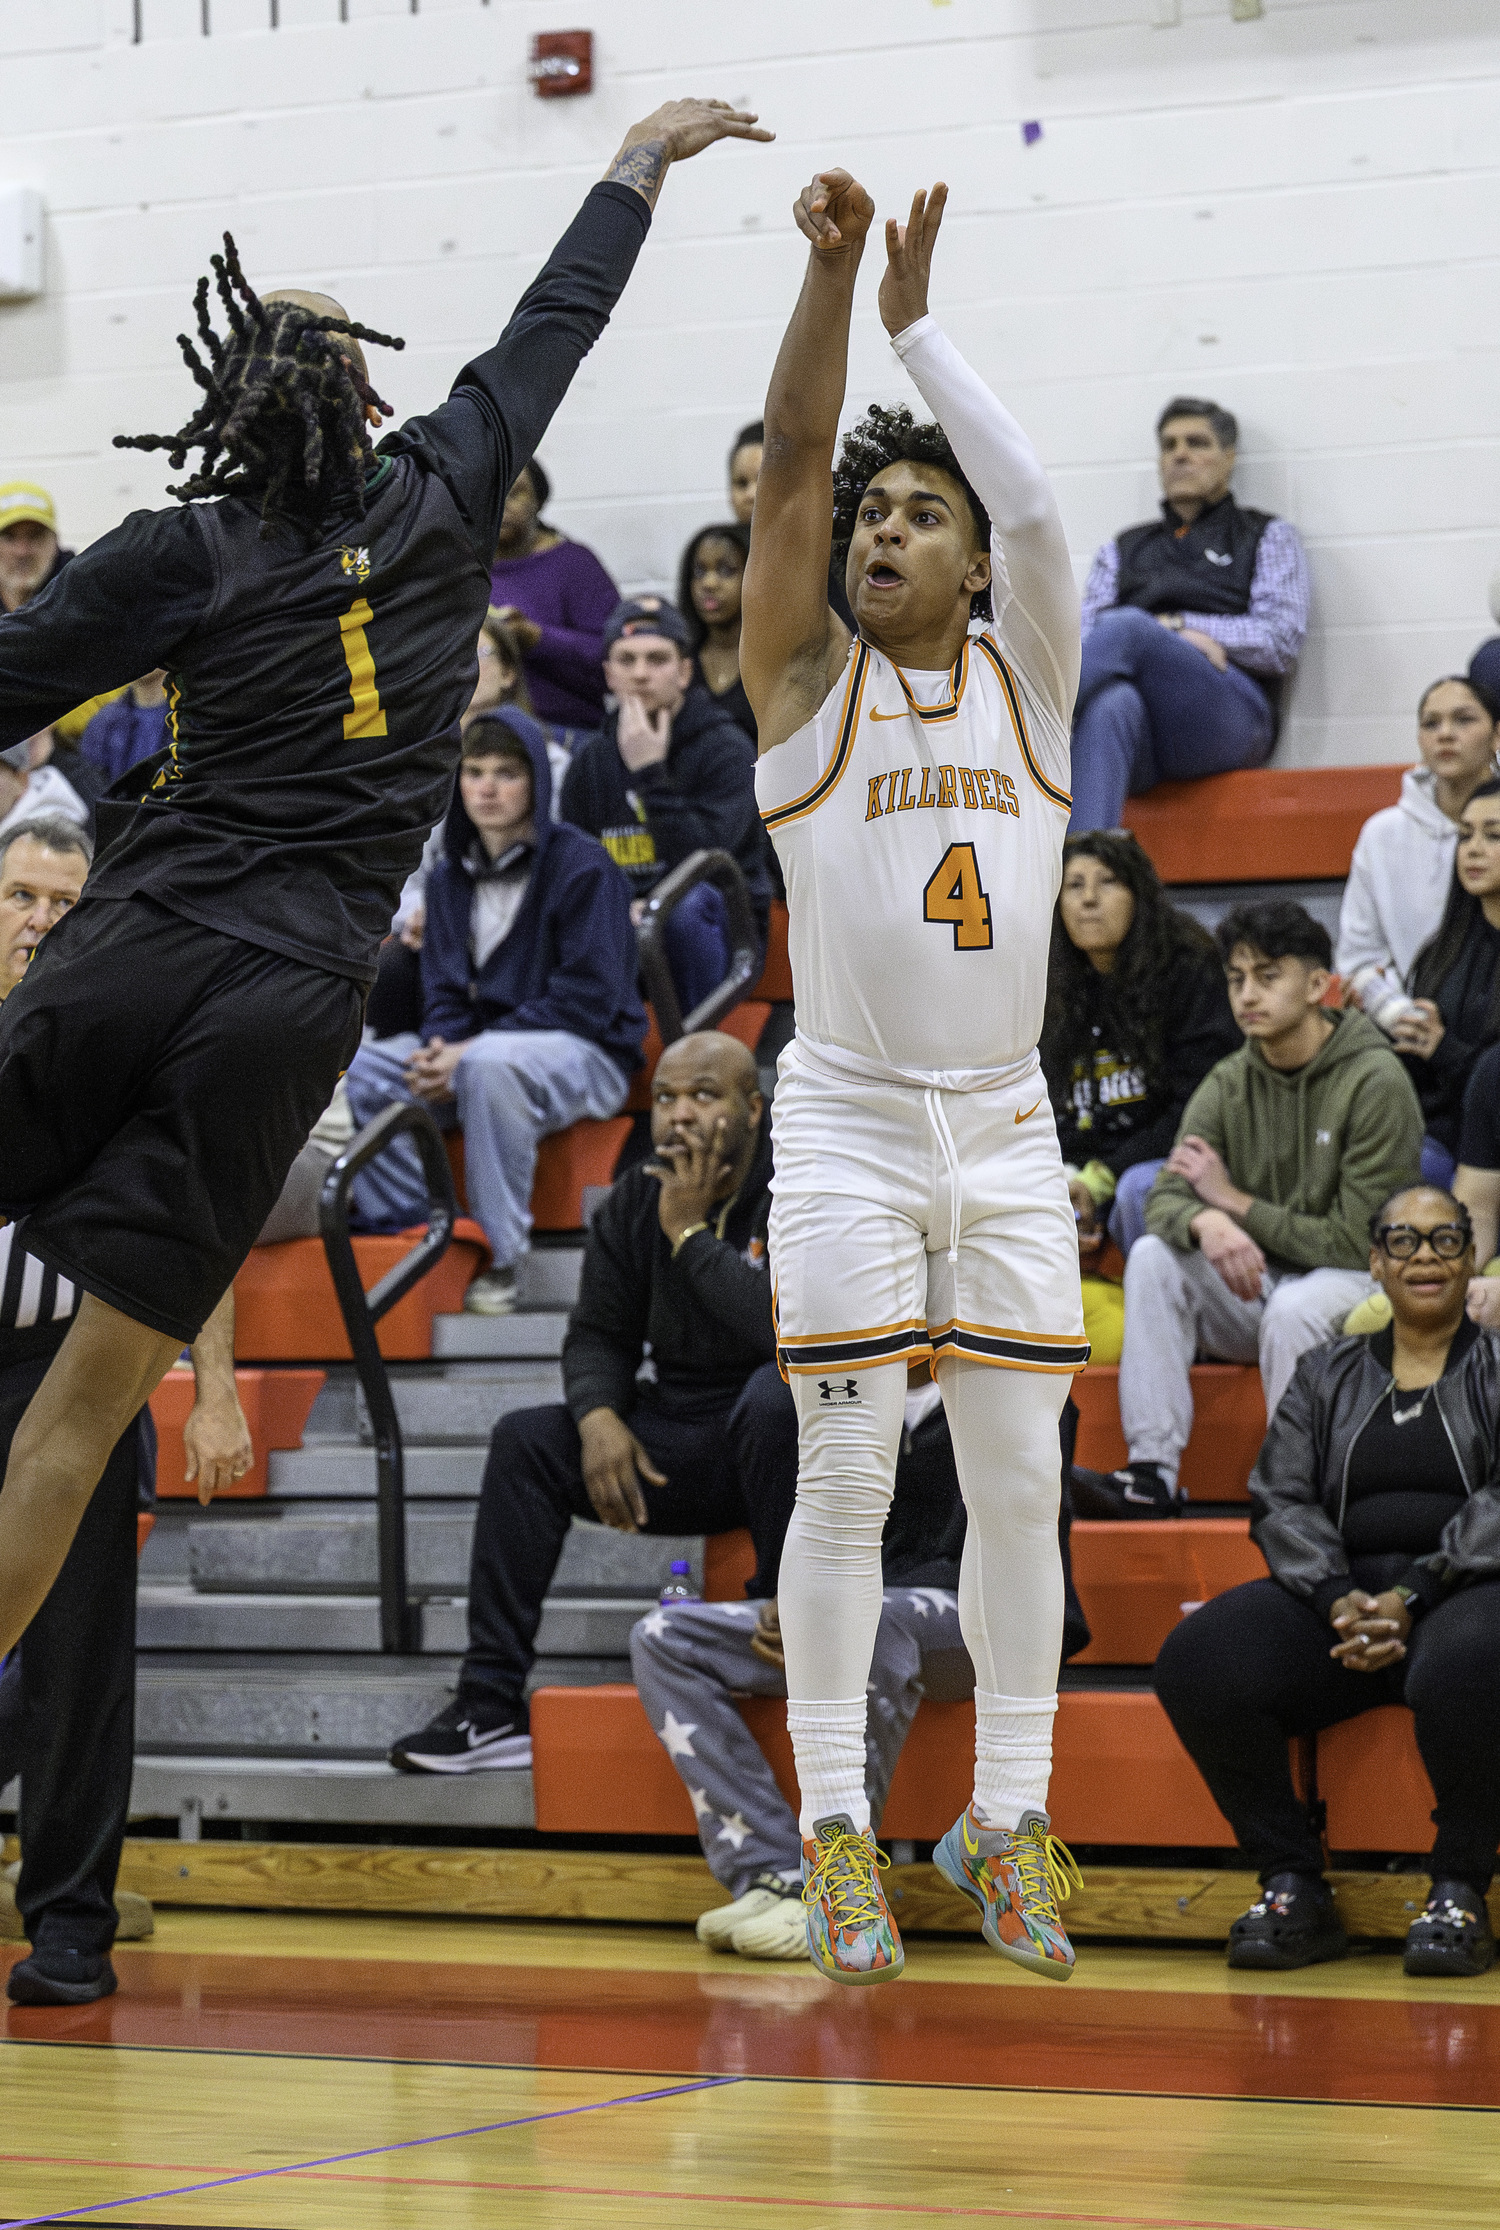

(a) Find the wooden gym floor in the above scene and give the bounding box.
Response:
[2,1909,1499,2229]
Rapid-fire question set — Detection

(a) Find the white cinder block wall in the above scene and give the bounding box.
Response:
[1,0,1497,770]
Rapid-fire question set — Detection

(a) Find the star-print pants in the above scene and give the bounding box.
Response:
[629,1589,970,1898]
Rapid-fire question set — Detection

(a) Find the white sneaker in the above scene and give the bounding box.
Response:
[696,1878,795,1951]
[463,1268,517,1317]
[731,1895,812,1962]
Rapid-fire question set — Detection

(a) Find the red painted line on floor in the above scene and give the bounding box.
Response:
[0,2076,738,2230]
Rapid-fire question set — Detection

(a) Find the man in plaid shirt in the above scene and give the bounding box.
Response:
[1070,395,1309,833]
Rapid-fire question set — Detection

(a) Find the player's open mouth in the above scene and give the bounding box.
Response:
[866,563,903,588]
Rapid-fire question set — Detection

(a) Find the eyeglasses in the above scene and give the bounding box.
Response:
[1374,1223,1470,1261]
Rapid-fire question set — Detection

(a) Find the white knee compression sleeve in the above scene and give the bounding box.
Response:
[938,1358,1070,1825]
[779,1363,907,1836]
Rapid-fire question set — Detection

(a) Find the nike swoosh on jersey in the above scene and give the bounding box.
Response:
[1015,1097,1046,1124]
[867,706,914,721]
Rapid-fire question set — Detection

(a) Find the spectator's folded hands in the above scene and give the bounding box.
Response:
[1467,1276,1500,1329]
[1191,1207,1266,1302]
[578,1406,664,1533]
[404,1035,468,1104]
[1180,628,1228,671]
[1329,1588,1410,1672]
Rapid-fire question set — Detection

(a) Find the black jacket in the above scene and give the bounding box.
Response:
[559,681,770,936]
[1250,1315,1500,1618]
[1046,942,1240,1175]
[562,1120,774,1423]
[1402,910,1500,1153]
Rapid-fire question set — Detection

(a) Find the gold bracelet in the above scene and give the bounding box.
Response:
[671,1222,710,1257]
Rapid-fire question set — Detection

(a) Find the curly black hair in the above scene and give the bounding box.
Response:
[1041,830,1218,1101]
[114,233,404,537]
[831,403,992,620]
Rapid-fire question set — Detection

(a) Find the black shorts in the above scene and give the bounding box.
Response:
[0,894,364,1345]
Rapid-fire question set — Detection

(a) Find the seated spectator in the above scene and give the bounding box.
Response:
[343,720,644,1317]
[633,1378,1091,1960]
[0,483,70,613]
[0,736,90,842]
[0,817,90,1000]
[76,671,170,785]
[728,420,762,527]
[389,1033,788,1772]
[489,459,619,730]
[1389,778,1500,1188]
[561,598,770,1018]
[1092,900,1422,1518]
[1337,677,1498,1030]
[1071,398,1309,834]
[1155,1185,1500,1980]
[1456,1045,1500,1273]
[678,522,756,747]
[1043,832,1240,1272]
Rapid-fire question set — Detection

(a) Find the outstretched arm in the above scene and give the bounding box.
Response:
[391,100,773,565]
[741,168,874,756]
[879,187,1080,722]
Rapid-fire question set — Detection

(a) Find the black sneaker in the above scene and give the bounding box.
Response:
[1070,1461,1181,1520]
[1226,1872,1348,1971]
[7,1948,118,2006]
[389,1696,531,1775]
[1403,1881,1497,1978]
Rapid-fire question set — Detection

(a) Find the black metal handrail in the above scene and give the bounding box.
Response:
[635,848,761,1045]
[319,1102,458,1655]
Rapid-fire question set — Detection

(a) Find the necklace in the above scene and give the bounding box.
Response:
[1390,1383,1433,1427]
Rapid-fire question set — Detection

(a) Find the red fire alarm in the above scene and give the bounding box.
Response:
[530,31,593,98]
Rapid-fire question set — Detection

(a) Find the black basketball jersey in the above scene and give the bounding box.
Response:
[0,182,650,982]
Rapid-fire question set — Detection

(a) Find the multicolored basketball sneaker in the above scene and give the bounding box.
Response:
[934,1804,1082,1980]
[801,1813,904,1986]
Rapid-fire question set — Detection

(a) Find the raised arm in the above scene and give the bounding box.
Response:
[741,168,875,755]
[392,100,773,566]
[879,187,1080,721]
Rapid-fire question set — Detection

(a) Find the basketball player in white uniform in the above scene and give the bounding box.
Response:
[741,171,1086,1984]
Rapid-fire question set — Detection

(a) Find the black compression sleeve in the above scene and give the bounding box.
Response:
[0,509,212,749]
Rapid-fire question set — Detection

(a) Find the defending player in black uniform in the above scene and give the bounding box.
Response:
[0,100,773,1666]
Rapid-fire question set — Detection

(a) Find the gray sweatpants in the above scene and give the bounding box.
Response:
[629,1590,969,1898]
[1120,1234,1374,1484]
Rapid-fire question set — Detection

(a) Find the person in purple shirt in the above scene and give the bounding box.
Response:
[488,458,620,728]
[76,671,169,784]
[1071,397,1310,835]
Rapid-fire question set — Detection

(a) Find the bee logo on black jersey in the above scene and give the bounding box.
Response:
[338,545,371,583]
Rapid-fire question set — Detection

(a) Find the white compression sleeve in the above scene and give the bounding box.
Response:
[890,313,1080,722]
[778,1362,909,1834]
[938,1354,1069,1694]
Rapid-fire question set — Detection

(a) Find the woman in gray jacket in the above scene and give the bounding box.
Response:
[1156,1182,1500,1978]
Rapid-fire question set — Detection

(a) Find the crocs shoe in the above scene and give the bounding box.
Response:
[800,1814,904,1986]
[934,1804,1082,1980]
[1226,1872,1347,1971]
[1403,1881,1497,1978]
[696,1875,799,1952]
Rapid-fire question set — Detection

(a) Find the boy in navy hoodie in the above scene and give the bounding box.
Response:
[345,712,644,1313]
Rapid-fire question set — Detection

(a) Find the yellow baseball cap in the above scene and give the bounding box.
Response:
[0,483,56,533]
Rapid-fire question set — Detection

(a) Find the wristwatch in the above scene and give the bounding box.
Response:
[1163,613,1186,632]
[1391,1583,1420,1615]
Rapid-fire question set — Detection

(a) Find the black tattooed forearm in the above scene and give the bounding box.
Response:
[606,139,669,211]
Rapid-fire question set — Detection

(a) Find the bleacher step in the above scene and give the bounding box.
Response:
[137,1585,657,1660]
[268,1444,488,1499]
[431,1313,569,1361]
[127,1756,535,1833]
[353,1367,563,1442]
[183,1512,707,1598]
[512,1249,584,1311]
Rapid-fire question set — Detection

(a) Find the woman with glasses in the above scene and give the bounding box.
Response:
[1155,1183,1500,1979]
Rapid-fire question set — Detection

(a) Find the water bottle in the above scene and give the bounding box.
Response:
[658,1559,700,1607]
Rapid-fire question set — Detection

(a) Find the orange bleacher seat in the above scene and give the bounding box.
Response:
[1074,1362,1265,1502]
[754,900,793,1003]
[149,1367,326,1500]
[1070,1518,1266,1664]
[232,1221,489,1363]
[531,1681,1254,1845]
[704,1527,757,1601]
[626,1003,773,1115]
[1122,764,1403,887]
[1318,1707,1435,1854]
[531,1117,633,1230]
[136,1513,155,1558]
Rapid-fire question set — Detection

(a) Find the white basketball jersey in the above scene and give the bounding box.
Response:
[755,625,1072,1082]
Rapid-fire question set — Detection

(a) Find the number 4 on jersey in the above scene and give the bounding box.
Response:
[923,842,993,951]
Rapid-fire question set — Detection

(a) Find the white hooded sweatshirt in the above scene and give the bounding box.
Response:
[1335,766,1458,1003]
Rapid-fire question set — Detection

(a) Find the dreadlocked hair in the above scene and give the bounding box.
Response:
[114,233,405,537]
[830,402,993,620]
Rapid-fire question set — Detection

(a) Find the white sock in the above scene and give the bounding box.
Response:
[788,1698,869,1837]
[972,1690,1057,1832]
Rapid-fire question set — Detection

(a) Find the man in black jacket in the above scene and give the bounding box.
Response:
[560,597,769,1016]
[391,1030,790,1772]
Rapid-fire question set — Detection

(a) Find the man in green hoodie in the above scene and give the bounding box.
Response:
[1107,899,1423,1517]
